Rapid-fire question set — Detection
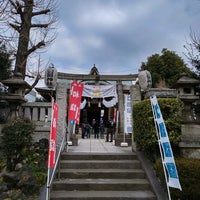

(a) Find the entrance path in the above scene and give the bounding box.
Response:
[67,137,132,153]
[66,136,168,200]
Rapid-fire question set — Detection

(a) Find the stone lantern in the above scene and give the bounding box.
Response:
[175,73,200,123]
[35,65,57,102]
[1,73,31,120]
[45,64,57,89]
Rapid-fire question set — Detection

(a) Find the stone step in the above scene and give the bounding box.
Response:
[59,168,145,179]
[52,178,152,191]
[60,160,141,169]
[61,152,137,160]
[50,152,157,200]
[50,190,157,200]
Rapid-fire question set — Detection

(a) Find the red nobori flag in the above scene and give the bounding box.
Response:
[48,101,58,168]
[68,82,84,125]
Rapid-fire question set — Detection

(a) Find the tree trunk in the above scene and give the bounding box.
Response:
[14,0,33,79]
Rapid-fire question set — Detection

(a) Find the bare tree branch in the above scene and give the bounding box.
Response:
[184,28,200,76]
[9,23,20,32]
[27,40,45,56]
[31,23,49,28]
[32,9,50,16]
[0,0,58,94]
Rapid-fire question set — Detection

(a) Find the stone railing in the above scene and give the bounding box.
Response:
[20,102,52,122]
[20,102,52,142]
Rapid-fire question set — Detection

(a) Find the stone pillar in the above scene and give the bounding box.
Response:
[32,107,38,121]
[117,80,124,134]
[130,84,141,107]
[24,106,31,119]
[47,107,52,121]
[130,84,141,151]
[56,82,67,147]
[40,107,46,121]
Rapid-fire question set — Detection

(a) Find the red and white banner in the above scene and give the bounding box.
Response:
[68,82,84,125]
[48,101,59,168]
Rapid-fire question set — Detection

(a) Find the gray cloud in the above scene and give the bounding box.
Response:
[45,0,200,75]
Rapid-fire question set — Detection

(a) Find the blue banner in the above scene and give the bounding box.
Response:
[150,95,182,190]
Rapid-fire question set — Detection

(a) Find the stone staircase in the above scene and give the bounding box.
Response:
[50,152,157,200]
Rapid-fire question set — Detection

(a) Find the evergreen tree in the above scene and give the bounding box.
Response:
[140,48,194,88]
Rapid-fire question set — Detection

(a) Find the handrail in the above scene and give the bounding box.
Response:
[46,133,66,200]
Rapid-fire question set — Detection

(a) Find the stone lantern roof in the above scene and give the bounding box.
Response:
[174,73,200,100]
[175,73,200,87]
[2,73,31,89]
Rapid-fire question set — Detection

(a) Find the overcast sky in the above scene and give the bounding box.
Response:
[45,0,200,75]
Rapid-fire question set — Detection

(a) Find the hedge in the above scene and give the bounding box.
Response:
[154,158,200,200]
[132,98,184,161]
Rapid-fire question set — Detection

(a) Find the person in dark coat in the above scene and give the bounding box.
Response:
[106,118,115,142]
[92,119,99,139]
[99,117,105,139]
[81,123,86,139]
[85,122,92,138]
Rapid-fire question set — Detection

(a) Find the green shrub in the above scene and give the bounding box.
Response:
[154,158,200,200]
[1,118,35,171]
[0,118,48,198]
[132,98,184,161]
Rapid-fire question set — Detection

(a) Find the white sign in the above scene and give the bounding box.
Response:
[124,94,132,134]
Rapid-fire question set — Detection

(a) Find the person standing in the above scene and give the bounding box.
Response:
[81,122,86,139]
[92,119,99,139]
[85,122,92,138]
[99,117,105,139]
[106,118,115,142]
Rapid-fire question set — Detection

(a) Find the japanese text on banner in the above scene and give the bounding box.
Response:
[68,82,84,125]
[150,95,182,190]
[48,101,58,168]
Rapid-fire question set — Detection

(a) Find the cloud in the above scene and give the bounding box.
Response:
[43,0,200,75]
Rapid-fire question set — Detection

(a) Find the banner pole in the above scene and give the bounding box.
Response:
[72,121,76,134]
[46,97,54,200]
[150,95,171,200]
[46,169,50,200]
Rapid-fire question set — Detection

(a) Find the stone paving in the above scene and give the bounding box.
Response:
[67,135,132,153]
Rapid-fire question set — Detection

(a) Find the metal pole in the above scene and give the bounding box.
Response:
[46,98,54,200]
[150,95,171,200]
[46,168,50,200]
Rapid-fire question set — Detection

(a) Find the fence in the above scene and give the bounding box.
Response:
[20,102,52,142]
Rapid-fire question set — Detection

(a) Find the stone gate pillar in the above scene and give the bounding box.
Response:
[130,84,141,150]
[130,84,141,107]
[56,82,67,146]
[117,80,124,134]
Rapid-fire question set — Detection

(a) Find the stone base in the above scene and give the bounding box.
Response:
[114,133,132,146]
[180,124,200,158]
[70,134,78,146]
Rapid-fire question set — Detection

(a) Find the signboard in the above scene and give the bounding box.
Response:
[68,82,84,125]
[124,94,132,134]
[82,84,117,98]
[48,100,58,168]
